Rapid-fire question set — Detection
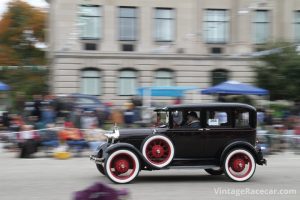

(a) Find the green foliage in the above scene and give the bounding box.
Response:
[0,67,48,109]
[0,1,48,111]
[254,42,300,101]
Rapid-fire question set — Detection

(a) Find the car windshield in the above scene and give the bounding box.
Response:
[156,111,169,127]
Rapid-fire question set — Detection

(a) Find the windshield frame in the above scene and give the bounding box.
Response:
[155,110,169,128]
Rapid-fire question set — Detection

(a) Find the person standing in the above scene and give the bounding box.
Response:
[31,95,43,122]
[18,125,38,158]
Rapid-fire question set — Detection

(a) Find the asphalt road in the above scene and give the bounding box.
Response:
[0,146,299,200]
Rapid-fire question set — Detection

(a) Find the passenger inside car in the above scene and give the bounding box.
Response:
[182,111,201,128]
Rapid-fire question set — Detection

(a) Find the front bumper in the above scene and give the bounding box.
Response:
[89,142,110,165]
[90,155,104,164]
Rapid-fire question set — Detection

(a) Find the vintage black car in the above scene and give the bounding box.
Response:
[90,103,266,184]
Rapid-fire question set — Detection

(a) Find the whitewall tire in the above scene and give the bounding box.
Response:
[104,149,140,184]
[224,149,256,182]
[142,135,174,168]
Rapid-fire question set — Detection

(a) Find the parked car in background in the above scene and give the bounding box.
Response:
[23,94,111,124]
[90,103,267,184]
[55,93,111,120]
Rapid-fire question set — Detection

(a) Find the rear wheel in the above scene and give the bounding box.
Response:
[104,149,140,184]
[205,168,224,175]
[223,149,256,182]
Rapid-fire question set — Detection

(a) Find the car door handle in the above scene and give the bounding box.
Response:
[205,128,210,131]
[198,128,204,131]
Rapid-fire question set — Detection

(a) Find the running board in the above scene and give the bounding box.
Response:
[165,165,219,170]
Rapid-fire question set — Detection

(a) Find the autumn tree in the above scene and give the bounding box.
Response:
[0,0,46,65]
[0,0,48,109]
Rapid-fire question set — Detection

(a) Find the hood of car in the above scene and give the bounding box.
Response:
[118,127,168,139]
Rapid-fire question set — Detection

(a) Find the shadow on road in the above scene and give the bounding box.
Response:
[135,174,228,183]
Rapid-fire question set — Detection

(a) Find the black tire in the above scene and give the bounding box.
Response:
[205,168,224,175]
[223,148,256,182]
[96,150,105,175]
[96,163,105,175]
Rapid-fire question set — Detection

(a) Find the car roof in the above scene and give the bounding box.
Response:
[156,103,256,112]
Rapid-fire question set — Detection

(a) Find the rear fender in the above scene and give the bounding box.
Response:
[220,141,265,166]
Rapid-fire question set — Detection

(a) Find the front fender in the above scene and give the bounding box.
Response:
[105,143,160,170]
[220,141,266,166]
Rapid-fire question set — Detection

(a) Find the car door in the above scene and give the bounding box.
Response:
[165,110,206,158]
[203,108,256,159]
[202,108,235,158]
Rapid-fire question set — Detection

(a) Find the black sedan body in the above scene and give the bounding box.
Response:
[91,103,266,183]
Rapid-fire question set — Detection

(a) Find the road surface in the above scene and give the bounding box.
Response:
[0,148,299,200]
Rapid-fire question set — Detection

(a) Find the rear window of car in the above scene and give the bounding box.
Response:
[206,109,231,128]
[234,109,250,128]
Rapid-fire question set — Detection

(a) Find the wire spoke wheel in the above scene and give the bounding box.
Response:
[224,149,256,182]
[105,149,140,184]
[142,135,174,168]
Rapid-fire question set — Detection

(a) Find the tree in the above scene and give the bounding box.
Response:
[254,42,300,101]
[0,0,48,110]
[0,0,46,65]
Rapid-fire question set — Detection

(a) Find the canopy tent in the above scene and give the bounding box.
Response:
[138,86,199,97]
[0,81,10,91]
[137,86,200,108]
[201,81,269,95]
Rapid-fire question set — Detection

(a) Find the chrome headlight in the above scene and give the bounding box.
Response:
[104,129,120,140]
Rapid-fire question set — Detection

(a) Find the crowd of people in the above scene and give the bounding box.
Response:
[256,108,300,154]
[1,93,300,158]
[0,94,145,158]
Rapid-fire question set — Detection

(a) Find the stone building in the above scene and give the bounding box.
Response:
[47,0,300,106]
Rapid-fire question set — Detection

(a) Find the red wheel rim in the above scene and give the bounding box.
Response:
[145,138,171,165]
[109,153,136,180]
[227,153,252,178]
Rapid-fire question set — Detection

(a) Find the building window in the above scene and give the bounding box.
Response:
[155,70,174,86]
[81,69,101,95]
[155,8,175,42]
[204,9,229,43]
[212,69,228,86]
[119,69,137,95]
[253,10,270,44]
[79,5,101,39]
[294,11,300,42]
[119,7,137,41]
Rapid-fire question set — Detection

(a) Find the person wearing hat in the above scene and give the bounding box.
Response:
[183,111,201,128]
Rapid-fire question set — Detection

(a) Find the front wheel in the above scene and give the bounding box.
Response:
[104,149,140,184]
[205,168,224,175]
[223,149,256,182]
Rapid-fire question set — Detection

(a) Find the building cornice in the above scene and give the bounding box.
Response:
[52,51,254,61]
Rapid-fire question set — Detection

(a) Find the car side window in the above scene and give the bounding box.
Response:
[206,110,231,128]
[172,110,183,127]
[235,109,250,128]
[172,110,201,129]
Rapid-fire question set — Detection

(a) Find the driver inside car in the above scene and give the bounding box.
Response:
[182,111,201,128]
